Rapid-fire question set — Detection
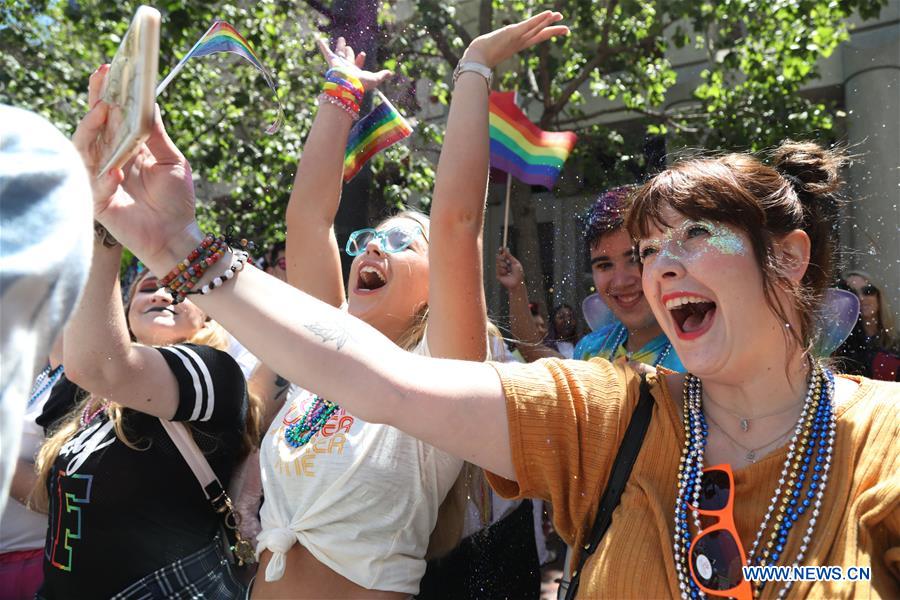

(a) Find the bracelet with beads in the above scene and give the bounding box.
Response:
[167,246,226,302]
[159,234,220,288]
[160,234,227,304]
[167,240,225,291]
[187,249,249,297]
[317,93,360,120]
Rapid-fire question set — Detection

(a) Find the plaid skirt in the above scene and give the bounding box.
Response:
[110,536,246,599]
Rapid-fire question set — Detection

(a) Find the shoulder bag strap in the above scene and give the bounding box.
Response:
[159,419,257,565]
[560,375,655,600]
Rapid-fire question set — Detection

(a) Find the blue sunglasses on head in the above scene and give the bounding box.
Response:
[345,225,424,256]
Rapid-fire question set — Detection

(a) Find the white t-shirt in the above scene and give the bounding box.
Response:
[256,334,463,594]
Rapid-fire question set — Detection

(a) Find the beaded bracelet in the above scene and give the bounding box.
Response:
[159,234,221,288]
[320,66,365,119]
[317,93,360,120]
[160,234,227,304]
[187,249,250,297]
[168,246,226,301]
[167,240,225,292]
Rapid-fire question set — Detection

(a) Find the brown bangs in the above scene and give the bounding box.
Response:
[626,157,767,241]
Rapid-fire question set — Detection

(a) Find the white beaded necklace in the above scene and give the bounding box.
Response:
[673,365,836,599]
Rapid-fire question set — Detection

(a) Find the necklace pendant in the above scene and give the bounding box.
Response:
[740,418,750,432]
[746,450,756,462]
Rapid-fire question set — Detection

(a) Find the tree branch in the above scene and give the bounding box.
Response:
[428,27,461,66]
[541,0,619,124]
[300,0,335,20]
[538,44,552,112]
[478,0,493,36]
[543,12,678,124]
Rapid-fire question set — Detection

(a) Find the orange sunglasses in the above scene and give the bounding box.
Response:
[687,464,753,600]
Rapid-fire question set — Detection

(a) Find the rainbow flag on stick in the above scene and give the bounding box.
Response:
[156,20,283,134]
[343,91,413,182]
[489,91,577,190]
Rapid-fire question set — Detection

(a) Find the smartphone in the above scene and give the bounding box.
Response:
[97,5,160,177]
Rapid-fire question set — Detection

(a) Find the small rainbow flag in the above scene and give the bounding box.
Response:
[489,91,577,190]
[156,20,283,133]
[343,94,413,182]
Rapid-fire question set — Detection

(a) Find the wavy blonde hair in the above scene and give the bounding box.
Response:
[32,272,262,512]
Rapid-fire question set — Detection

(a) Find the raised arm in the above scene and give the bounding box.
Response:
[427,12,568,360]
[62,66,190,420]
[199,265,514,477]
[284,38,391,305]
[496,247,564,361]
[61,221,182,420]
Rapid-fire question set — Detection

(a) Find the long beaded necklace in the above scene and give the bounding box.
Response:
[28,365,64,408]
[673,364,835,599]
[283,394,340,448]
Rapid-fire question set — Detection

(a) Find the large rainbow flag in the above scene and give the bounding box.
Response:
[489,91,577,190]
[343,96,413,182]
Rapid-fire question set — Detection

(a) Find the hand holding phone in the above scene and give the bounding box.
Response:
[96,5,160,177]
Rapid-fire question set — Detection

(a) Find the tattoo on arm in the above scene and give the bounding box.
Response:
[304,322,352,351]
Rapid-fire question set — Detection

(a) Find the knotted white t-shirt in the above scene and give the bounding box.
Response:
[256,334,463,594]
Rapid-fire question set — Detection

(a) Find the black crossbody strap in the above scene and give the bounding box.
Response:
[563,375,655,600]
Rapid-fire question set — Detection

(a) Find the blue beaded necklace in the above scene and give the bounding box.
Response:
[283,394,340,449]
[673,365,835,599]
[28,364,64,408]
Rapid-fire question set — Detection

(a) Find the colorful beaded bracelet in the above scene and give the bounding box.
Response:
[160,234,228,304]
[159,234,222,288]
[167,246,225,299]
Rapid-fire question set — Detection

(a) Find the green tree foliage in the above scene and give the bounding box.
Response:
[3,0,327,245]
[376,0,884,305]
[1,0,886,262]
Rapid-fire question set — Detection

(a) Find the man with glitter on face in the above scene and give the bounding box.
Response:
[573,186,684,370]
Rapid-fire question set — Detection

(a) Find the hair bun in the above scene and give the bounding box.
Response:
[771,140,845,198]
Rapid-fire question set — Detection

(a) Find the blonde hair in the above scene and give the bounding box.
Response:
[32,278,262,512]
[378,208,432,352]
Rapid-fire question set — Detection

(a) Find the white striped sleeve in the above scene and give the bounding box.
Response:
[157,343,244,424]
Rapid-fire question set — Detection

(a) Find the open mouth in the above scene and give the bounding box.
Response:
[145,306,176,316]
[664,294,716,340]
[357,265,387,292]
